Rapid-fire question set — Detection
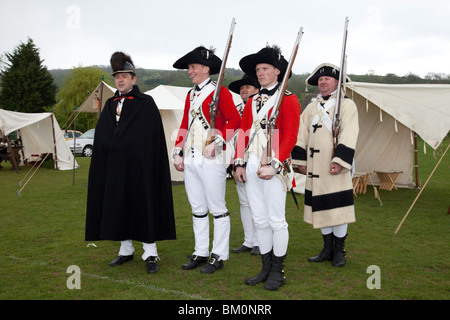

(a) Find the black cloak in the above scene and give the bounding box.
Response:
[85,85,176,243]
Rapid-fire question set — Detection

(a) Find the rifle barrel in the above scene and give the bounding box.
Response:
[211,17,236,105]
[264,26,304,164]
[332,17,349,153]
[207,18,236,145]
[270,27,304,124]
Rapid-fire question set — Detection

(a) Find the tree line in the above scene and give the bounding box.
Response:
[50,66,450,100]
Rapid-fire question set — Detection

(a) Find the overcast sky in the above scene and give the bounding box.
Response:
[1,0,449,77]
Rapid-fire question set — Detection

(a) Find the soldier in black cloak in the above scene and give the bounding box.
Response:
[85,52,176,274]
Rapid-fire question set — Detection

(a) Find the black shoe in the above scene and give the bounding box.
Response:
[200,254,223,274]
[251,246,260,255]
[181,255,208,270]
[232,245,252,253]
[145,256,159,274]
[109,254,134,266]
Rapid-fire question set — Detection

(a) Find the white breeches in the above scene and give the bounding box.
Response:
[184,147,230,260]
[244,153,289,256]
[235,180,258,247]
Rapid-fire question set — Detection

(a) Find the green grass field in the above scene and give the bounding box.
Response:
[0,138,448,301]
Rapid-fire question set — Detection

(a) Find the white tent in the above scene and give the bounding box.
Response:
[0,109,78,170]
[348,82,450,188]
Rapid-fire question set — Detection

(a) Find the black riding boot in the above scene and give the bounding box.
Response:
[308,233,334,262]
[264,254,286,290]
[245,250,272,285]
[332,234,347,267]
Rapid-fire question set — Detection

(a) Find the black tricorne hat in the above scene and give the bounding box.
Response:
[228,74,260,94]
[173,46,222,75]
[110,51,135,75]
[306,63,348,86]
[239,45,290,82]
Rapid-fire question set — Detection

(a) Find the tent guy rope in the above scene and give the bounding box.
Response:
[394,142,450,234]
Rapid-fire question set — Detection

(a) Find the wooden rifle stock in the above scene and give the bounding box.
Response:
[262,27,304,166]
[332,17,349,157]
[206,17,236,146]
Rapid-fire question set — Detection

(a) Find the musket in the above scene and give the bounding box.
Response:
[262,26,304,166]
[332,17,349,157]
[262,27,304,210]
[206,17,236,146]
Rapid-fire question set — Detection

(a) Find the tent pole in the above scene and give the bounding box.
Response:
[413,132,419,189]
[395,142,449,234]
[51,114,59,170]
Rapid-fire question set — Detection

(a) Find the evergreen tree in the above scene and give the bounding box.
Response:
[0,38,57,112]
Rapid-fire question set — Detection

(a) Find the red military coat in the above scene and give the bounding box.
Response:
[235,92,301,164]
[175,85,241,149]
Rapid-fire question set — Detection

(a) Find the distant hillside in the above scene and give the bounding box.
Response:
[49,67,450,106]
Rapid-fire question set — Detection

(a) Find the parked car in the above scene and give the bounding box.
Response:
[67,129,95,157]
[62,129,83,141]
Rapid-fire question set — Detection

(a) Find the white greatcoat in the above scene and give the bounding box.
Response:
[296,94,359,229]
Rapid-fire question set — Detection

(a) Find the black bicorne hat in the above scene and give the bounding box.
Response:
[173,46,222,75]
[305,63,351,86]
[239,45,290,82]
[110,51,135,75]
[228,74,260,94]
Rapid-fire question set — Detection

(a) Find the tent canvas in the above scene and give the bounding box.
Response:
[0,109,78,170]
[76,81,116,114]
[348,82,450,188]
[348,82,450,150]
